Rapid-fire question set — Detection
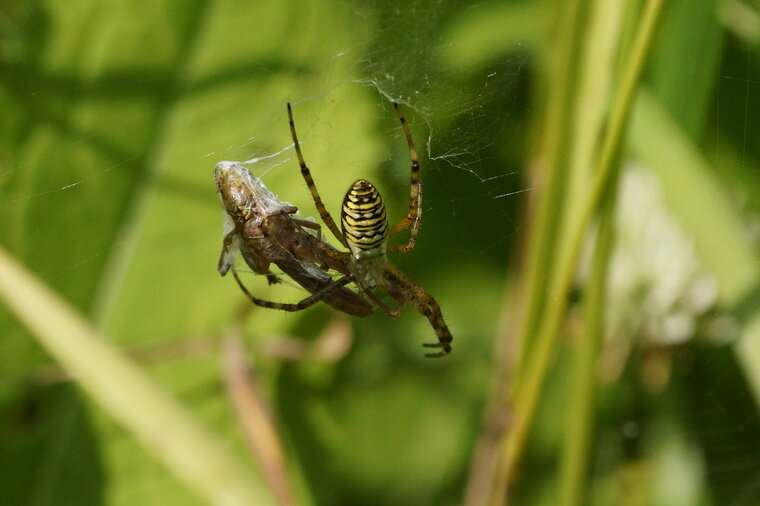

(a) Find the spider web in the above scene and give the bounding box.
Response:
[2,0,760,505]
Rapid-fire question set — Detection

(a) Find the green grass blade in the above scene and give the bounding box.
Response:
[0,246,274,506]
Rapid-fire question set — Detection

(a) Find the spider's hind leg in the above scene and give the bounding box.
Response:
[422,345,451,359]
[384,265,453,357]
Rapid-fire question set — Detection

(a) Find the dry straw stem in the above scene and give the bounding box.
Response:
[223,333,297,506]
[0,246,274,506]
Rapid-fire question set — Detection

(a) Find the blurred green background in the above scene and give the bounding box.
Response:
[1,0,760,505]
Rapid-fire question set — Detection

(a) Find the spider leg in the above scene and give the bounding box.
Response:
[360,286,406,317]
[387,101,422,254]
[287,103,348,247]
[416,293,453,358]
[386,264,452,358]
[416,292,452,358]
[232,269,352,312]
[389,182,422,253]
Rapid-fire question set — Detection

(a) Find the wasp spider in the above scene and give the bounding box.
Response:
[287,101,452,357]
[227,102,453,356]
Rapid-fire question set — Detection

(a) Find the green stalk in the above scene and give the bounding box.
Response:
[0,246,274,506]
[513,0,586,382]
[484,3,586,501]
[557,172,619,506]
[491,0,665,500]
[565,0,625,209]
[557,0,624,502]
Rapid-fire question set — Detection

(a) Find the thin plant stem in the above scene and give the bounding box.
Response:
[466,3,587,501]
[558,0,625,500]
[557,171,619,506]
[489,0,665,501]
[513,0,587,378]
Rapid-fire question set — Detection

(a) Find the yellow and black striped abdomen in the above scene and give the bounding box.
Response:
[341,179,388,256]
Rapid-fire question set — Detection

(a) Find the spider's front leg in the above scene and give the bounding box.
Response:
[388,101,423,253]
[287,102,348,247]
[388,183,422,253]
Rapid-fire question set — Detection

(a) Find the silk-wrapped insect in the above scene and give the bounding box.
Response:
[215,161,373,317]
